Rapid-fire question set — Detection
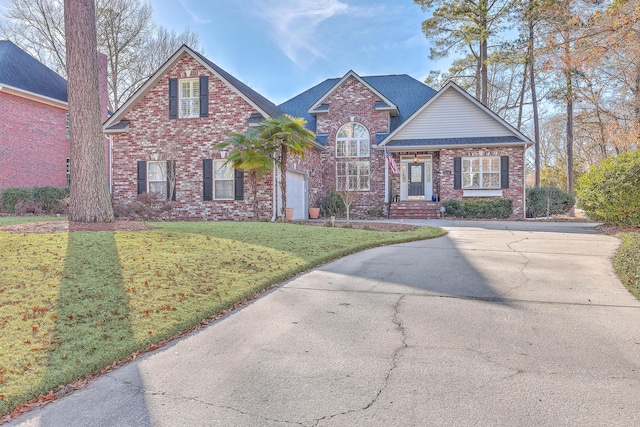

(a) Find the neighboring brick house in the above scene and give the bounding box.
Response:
[0,40,110,190]
[105,45,532,220]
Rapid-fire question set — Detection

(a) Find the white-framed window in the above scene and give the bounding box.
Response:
[180,78,200,118]
[66,157,71,188]
[214,160,234,199]
[147,161,167,196]
[337,161,370,191]
[336,122,370,157]
[462,157,500,189]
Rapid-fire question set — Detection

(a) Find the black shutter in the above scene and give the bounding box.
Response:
[234,169,244,200]
[500,156,509,189]
[169,78,178,119]
[137,161,147,194]
[203,159,213,201]
[166,160,176,201]
[453,157,462,190]
[199,76,209,117]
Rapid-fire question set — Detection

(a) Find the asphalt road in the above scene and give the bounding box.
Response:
[10,220,640,426]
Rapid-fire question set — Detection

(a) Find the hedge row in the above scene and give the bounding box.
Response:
[577,150,640,226]
[442,198,513,219]
[0,186,68,214]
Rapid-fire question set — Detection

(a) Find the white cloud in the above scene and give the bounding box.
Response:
[179,0,212,25]
[250,0,351,68]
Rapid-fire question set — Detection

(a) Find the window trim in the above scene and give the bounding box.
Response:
[213,159,235,200]
[179,78,200,119]
[335,122,370,158]
[147,160,168,196]
[336,160,370,191]
[461,156,501,190]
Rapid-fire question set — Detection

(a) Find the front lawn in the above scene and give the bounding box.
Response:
[0,220,445,416]
[614,232,640,299]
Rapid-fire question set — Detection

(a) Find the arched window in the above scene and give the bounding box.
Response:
[336,122,370,157]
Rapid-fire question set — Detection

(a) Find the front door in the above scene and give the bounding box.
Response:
[408,163,425,197]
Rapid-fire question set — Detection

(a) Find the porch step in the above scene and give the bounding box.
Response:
[389,201,440,220]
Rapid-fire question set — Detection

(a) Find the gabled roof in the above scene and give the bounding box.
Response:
[307,70,399,116]
[105,45,282,130]
[278,74,437,145]
[379,81,533,148]
[0,40,67,106]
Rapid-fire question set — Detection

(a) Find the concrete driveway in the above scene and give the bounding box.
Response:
[10,221,640,426]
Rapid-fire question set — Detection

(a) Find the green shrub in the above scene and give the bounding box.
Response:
[1,187,32,213]
[526,186,575,218]
[32,187,69,213]
[319,190,345,218]
[443,198,513,219]
[576,150,640,226]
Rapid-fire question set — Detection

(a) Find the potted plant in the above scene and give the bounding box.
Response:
[308,205,320,219]
[285,207,294,221]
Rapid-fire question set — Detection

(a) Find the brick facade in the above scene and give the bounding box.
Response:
[315,76,390,217]
[0,91,69,189]
[110,53,279,221]
[438,147,526,217]
[109,50,529,220]
[1,51,109,191]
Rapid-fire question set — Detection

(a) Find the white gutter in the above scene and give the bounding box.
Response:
[0,83,68,109]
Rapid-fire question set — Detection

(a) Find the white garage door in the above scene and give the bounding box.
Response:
[286,171,307,220]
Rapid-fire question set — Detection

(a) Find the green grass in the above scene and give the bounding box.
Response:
[0,220,445,415]
[614,232,640,299]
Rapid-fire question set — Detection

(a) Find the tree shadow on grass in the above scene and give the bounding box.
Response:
[37,229,152,425]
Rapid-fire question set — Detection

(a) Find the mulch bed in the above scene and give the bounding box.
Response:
[0,221,157,234]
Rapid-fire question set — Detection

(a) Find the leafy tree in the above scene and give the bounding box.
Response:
[217,131,276,220]
[0,0,200,110]
[259,115,315,221]
[576,150,640,226]
[64,0,113,222]
[414,0,518,105]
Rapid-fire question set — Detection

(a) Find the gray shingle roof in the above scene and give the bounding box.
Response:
[191,49,282,119]
[0,40,67,102]
[278,74,436,139]
[385,136,526,148]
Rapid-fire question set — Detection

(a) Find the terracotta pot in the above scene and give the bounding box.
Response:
[285,207,294,221]
[308,207,320,219]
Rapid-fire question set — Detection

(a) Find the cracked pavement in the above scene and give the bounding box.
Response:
[10,220,640,426]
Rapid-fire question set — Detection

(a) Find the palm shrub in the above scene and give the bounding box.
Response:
[526,186,575,218]
[576,150,640,226]
[217,131,275,220]
[259,115,316,220]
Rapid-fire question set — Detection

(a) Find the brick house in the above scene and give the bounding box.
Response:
[0,40,110,191]
[105,45,532,220]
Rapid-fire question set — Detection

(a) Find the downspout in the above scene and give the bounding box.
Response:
[109,135,113,196]
[271,164,277,221]
[523,144,527,218]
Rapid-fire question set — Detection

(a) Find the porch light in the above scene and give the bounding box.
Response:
[413,153,418,163]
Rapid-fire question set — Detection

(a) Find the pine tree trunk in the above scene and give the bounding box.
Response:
[528,13,541,187]
[64,0,114,222]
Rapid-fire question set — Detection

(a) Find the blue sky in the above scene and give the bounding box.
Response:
[153,0,443,104]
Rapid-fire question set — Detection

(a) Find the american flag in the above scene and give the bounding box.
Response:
[385,148,398,174]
